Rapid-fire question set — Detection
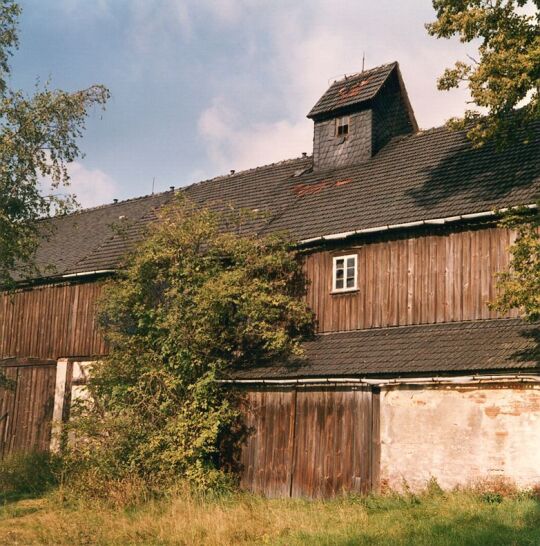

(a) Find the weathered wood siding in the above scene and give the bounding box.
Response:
[0,227,518,355]
[239,386,379,498]
[305,226,518,333]
[0,281,106,360]
[0,358,57,457]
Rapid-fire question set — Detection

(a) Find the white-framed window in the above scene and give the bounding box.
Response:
[335,116,349,137]
[332,254,357,293]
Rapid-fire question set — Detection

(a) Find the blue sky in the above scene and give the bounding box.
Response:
[15,0,477,207]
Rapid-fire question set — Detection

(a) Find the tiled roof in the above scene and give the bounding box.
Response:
[26,118,539,280]
[307,62,397,119]
[230,319,540,379]
[264,122,540,241]
[30,157,311,278]
[30,192,173,279]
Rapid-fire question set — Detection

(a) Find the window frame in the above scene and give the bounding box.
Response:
[332,254,358,294]
[335,116,350,137]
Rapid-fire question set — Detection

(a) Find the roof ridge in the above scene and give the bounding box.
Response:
[330,61,397,86]
[45,155,312,220]
[184,154,311,191]
[41,190,173,221]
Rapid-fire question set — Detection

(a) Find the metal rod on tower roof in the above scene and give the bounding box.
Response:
[152,177,155,194]
[362,52,365,72]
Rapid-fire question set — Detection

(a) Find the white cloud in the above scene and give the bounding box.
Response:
[65,161,119,208]
[52,0,483,180]
[198,98,311,173]
[194,0,477,174]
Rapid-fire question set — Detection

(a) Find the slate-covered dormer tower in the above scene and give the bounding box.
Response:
[308,62,418,171]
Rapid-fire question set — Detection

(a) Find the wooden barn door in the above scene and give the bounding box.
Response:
[239,385,379,498]
[0,358,57,458]
[239,388,296,497]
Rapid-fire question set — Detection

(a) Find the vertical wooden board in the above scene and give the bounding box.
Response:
[436,234,446,323]
[370,388,381,492]
[292,388,313,497]
[238,388,295,497]
[428,236,438,323]
[305,389,320,497]
[453,231,463,321]
[471,230,481,319]
[290,387,374,498]
[407,237,415,324]
[416,236,426,323]
[397,239,408,326]
[0,281,107,361]
[324,253,333,332]
[480,228,491,319]
[331,389,345,495]
[253,390,267,493]
[321,388,334,497]
[239,390,259,491]
[388,241,398,326]
[0,367,16,458]
[358,389,371,494]
[260,389,274,494]
[364,244,374,329]
[312,388,326,498]
[462,230,472,320]
[0,363,56,457]
[290,389,307,497]
[357,245,367,329]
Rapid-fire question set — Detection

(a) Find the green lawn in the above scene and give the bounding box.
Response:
[1,489,539,545]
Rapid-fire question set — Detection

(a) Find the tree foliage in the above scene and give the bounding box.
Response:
[491,206,540,321]
[427,0,539,146]
[0,1,109,286]
[66,198,315,492]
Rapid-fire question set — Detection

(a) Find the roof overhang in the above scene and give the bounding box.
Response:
[298,203,538,246]
[220,373,540,387]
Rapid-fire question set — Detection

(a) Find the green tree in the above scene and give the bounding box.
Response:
[427,0,539,146]
[0,1,109,286]
[491,207,540,320]
[66,197,314,493]
[428,2,540,323]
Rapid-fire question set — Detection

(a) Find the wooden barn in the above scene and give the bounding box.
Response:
[1,62,540,497]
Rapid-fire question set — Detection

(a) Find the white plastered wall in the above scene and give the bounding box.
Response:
[380,384,540,490]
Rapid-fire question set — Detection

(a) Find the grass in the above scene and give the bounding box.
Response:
[0,488,539,545]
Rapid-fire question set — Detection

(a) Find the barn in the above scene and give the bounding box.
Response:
[1,61,539,497]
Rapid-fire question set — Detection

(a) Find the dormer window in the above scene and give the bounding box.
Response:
[335,116,349,137]
[332,254,357,293]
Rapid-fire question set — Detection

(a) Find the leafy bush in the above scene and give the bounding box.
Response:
[65,197,315,495]
[0,451,60,498]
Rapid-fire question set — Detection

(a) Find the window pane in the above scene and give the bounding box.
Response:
[347,266,355,278]
[336,259,344,268]
[336,269,344,279]
[346,277,355,288]
[347,257,355,268]
[336,278,344,289]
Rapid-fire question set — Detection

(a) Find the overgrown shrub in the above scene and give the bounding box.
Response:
[0,451,60,498]
[65,197,315,496]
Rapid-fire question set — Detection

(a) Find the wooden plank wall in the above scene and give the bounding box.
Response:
[305,226,518,333]
[239,388,296,497]
[0,226,518,354]
[0,359,57,458]
[239,386,378,498]
[0,281,106,360]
